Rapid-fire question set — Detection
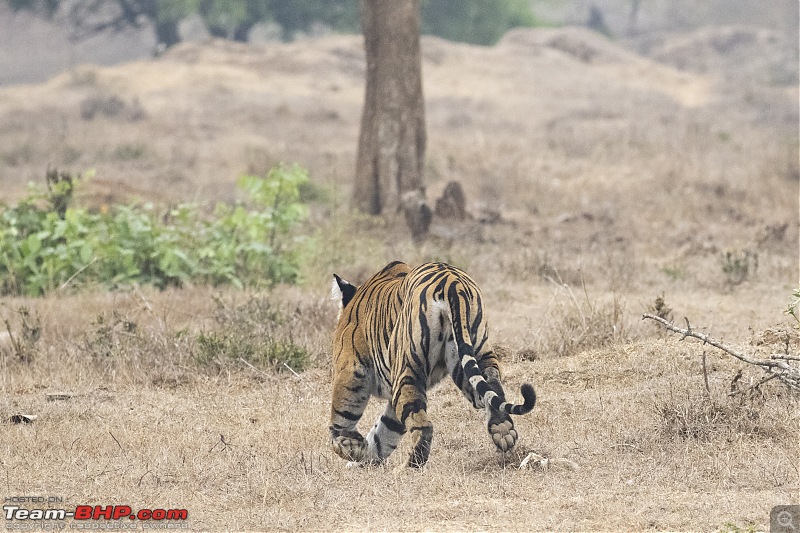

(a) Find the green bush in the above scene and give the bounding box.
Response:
[195,330,308,371]
[787,288,800,323]
[422,0,537,46]
[0,164,309,296]
[194,295,309,371]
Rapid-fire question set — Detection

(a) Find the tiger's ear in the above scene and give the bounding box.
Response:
[331,274,357,309]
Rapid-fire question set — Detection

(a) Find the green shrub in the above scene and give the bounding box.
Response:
[786,288,800,323]
[422,0,537,46]
[195,330,307,371]
[0,164,309,296]
[194,296,309,371]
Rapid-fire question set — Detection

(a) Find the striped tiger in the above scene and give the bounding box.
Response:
[329,261,536,468]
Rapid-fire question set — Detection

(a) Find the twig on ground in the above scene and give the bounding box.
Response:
[58,257,98,292]
[108,431,123,451]
[238,357,273,381]
[283,362,301,377]
[135,286,154,314]
[728,373,780,397]
[136,470,153,487]
[642,313,800,392]
[208,434,232,454]
[701,350,710,395]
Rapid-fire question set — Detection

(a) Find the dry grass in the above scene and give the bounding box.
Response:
[522,280,629,360]
[2,289,798,531]
[0,21,798,533]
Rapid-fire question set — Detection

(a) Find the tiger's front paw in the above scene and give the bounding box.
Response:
[488,415,518,452]
[331,432,368,463]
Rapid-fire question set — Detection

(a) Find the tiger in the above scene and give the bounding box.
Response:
[329,261,536,468]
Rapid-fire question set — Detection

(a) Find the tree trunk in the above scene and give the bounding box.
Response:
[154,19,181,48]
[233,22,255,42]
[354,0,430,240]
[628,0,642,35]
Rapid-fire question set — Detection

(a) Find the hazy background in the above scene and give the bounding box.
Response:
[2,0,797,86]
[1,1,798,530]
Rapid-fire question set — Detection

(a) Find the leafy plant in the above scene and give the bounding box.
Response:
[718,521,757,533]
[195,330,307,371]
[195,295,309,371]
[786,288,800,324]
[0,163,310,296]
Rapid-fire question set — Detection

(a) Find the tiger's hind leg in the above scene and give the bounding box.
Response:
[329,368,372,463]
[362,403,406,464]
[482,366,518,452]
[445,343,519,452]
[404,408,433,468]
[393,379,433,468]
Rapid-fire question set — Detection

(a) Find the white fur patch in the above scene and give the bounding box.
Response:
[330,278,343,304]
[331,278,344,320]
[429,299,450,317]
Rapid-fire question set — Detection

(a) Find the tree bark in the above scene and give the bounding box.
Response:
[354,0,429,240]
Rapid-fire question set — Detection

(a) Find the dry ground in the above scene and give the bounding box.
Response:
[1,284,798,531]
[1,23,799,532]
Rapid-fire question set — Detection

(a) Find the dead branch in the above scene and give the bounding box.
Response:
[728,373,780,397]
[701,350,710,395]
[772,354,800,361]
[642,313,800,392]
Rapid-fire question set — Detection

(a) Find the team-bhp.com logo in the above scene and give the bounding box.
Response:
[4,497,189,530]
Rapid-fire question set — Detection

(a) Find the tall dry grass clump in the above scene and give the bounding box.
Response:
[650,386,791,442]
[523,280,629,360]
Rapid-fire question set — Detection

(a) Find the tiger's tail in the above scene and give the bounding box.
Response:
[447,283,536,416]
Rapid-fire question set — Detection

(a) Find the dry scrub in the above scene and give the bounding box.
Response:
[2,282,798,531]
[1,22,798,532]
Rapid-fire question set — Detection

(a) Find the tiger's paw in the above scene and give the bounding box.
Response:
[331,433,367,463]
[488,416,518,452]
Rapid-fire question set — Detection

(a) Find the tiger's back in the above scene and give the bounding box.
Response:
[330,261,536,468]
[332,260,411,399]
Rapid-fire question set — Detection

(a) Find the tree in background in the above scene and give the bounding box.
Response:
[7,0,535,47]
[200,0,359,42]
[628,0,642,35]
[199,0,268,42]
[7,0,57,13]
[267,0,357,41]
[421,0,536,46]
[351,0,537,240]
[353,0,430,242]
[15,0,196,47]
[7,0,358,47]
